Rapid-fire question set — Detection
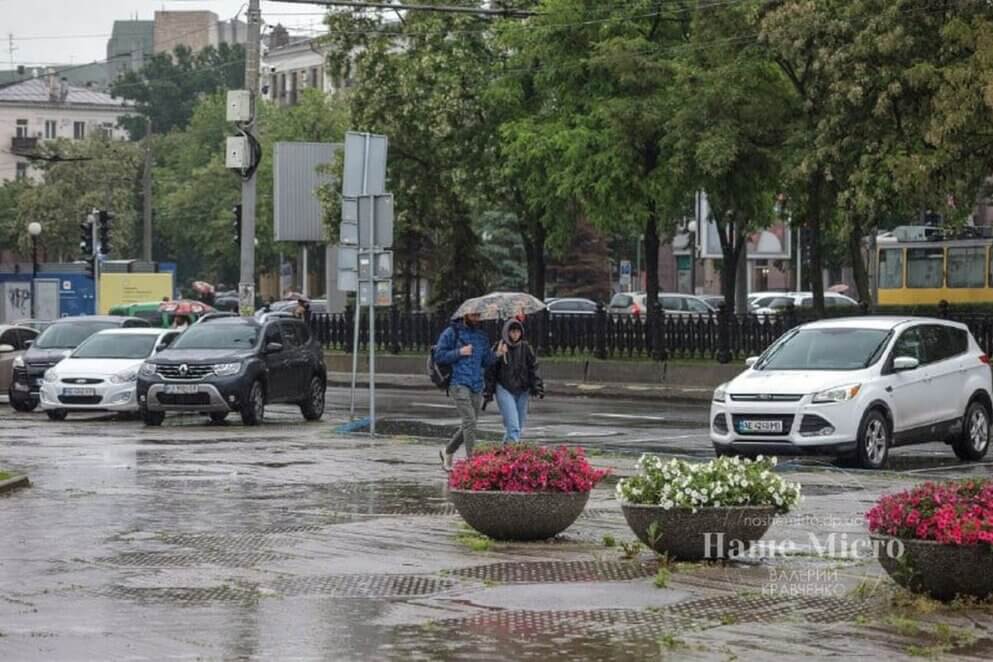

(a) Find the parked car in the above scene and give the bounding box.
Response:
[710,317,993,469]
[0,325,40,404]
[136,316,326,426]
[9,316,151,412]
[11,319,54,333]
[751,292,858,315]
[699,295,726,310]
[546,298,598,316]
[38,328,180,420]
[195,312,240,324]
[608,292,715,318]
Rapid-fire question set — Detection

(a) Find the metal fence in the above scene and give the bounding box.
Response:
[309,301,993,363]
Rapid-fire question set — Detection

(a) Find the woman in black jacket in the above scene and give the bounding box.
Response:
[484,319,544,442]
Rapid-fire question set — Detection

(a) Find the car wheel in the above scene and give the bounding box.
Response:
[241,381,265,426]
[209,412,228,424]
[953,400,990,462]
[300,375,325,421]
[857,409,890,470]
[45,408,68,421]
[10,394,37,412]
[142,406,165,427]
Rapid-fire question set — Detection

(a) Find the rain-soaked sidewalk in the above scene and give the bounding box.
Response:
[2,407,993,660]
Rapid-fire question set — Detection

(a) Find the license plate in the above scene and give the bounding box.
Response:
[165,384,200,394]
[63,387,95,397]
[738,419,783,434]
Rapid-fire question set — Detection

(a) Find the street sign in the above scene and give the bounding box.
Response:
[359,251,393,281]
[358,279,393,307]
[342,132,388,197]
[341,195,394,248]
[620,260,632,289]
[336,246,359,292]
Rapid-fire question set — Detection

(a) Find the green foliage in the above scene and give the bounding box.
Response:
[601,533,616,548]
[654,566,671,589]
[456,528,493,552]
[477,211,528,292]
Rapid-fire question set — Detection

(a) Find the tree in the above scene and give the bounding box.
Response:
[111,43,245,138]
[477,211,528,292]
[547,216,611,302]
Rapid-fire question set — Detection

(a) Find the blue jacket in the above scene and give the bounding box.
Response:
[433,321,495,393]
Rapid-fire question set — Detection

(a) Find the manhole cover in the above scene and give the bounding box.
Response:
[449,560,658,584]
[159,525,335,551]
[100,585,257,605]
[100,550,291,568]
[272,574,456,598]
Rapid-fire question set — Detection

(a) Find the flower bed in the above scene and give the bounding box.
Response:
[616,455,801,512]
[868,480,993,600]
[448,444,610,493]
[615,456,801,560]
[447,445,610,541]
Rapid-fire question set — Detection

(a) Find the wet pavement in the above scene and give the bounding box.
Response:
[2,390,993,660]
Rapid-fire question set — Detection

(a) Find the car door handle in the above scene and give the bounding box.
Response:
[885,386,893,393]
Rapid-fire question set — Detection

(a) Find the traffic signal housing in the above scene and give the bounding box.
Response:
[97,209,113,255]
[80,214,95,257]
[231,204,242,244]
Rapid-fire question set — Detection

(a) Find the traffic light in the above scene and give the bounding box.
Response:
[82,255,95,279]
[231,204,242,244]
[79,214,94,257]
[97,209,113,255]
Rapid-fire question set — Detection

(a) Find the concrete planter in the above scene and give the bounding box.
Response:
[620,503,777,561]
[872,535,993,601]
[449,489,590,541]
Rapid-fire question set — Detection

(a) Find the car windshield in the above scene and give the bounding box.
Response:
[171,324,259,350]
[73,334,158,359]
[34,322,119,349]
[757,328,892,371]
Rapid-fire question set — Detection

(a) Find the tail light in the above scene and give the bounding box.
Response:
[630,304,640,318]
[980,354,990,365]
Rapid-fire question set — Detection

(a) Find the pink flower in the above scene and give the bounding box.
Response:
[449,444,610,493]
[867,480,993,547]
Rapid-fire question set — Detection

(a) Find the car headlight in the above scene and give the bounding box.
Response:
[13,355,25,369]
[110,369,138,384]
[213,362,241,376]
[713,382,728,403]
[139,362,158,377]
[43,369,58,383]
[812,384,862,403]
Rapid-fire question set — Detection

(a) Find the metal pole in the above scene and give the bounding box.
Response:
[348,134,370,421]
[301,244,309,297]
[369,193,376,436]
[142,116,152,262]
[239,0,261,316]
[31,236,37,319]
[93,219,101,314]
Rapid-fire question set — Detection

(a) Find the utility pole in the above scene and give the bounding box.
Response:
[142,116,152,262]
[240,0,262,315]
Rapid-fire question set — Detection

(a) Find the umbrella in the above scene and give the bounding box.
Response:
[827,284,849,293]
[160,300,215,316]
[192,281,215,295]
[451,292,546,321]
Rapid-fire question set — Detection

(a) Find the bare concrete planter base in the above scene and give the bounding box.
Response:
[0,474,30,494]
[872,534,993,601]
[449,489,590,541]
[621,503,777,561]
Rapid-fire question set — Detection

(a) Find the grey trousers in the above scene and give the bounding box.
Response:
[446,385,482,457]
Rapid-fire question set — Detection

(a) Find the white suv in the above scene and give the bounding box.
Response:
[710,317,992,469]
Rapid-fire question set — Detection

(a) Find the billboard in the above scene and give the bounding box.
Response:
[98,273,174,314]
[696,191,792,260]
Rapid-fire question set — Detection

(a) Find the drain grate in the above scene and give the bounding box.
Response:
[100,550,291,568]
[272,574,455,598]
[99,584,258,605]
[158,525,334,552]
[449,560,658,584]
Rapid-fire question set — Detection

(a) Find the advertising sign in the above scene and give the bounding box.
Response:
[97,273,174,314]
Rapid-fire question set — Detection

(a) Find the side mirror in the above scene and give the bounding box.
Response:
[893,356,920,372]
[0,344,14,353]
[745,356,759,368]
[24,339,33,348]
[265,342,283,354]
[154,342,168,353]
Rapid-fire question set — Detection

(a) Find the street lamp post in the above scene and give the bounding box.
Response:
[28,222,42,319]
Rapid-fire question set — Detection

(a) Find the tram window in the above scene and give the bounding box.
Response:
[878,249,903,288]
[947,247,986,288]
[907,248,944,288]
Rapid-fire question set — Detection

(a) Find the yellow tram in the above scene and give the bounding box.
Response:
[875,230,993,306]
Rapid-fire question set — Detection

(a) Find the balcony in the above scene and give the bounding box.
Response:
[11,136,38,153]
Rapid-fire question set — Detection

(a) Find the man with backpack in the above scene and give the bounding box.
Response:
[432,312,506,471]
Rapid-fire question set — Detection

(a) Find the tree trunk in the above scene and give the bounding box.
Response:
[848,216,871,305]
[735,234,748,313]
[518,213,547,300]
[644,207,660,321]
[807,172,826,315]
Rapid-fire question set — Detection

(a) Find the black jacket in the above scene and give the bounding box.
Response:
[484,319,544,397]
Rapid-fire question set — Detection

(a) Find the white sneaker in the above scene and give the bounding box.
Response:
[439,449,453,472]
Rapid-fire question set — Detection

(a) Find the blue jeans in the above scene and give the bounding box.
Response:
[495,385,529,442]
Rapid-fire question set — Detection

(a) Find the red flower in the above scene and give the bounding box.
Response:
[866,480,993,546]
[448,444,610,493]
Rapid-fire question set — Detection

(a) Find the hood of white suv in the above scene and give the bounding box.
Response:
[729,369,868,396]
[52,358,144,378]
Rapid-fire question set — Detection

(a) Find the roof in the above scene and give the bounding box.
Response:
[800,316,965,331]
[0,77,129,107]
[208,316,261,326]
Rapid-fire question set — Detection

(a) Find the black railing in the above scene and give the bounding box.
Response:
[310,300,991,362]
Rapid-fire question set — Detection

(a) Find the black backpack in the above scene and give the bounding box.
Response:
[428,326,460,392]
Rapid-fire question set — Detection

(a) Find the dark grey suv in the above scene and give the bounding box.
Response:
[136,316,326,426]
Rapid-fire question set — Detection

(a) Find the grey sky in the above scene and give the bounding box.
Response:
[2,0,328,68]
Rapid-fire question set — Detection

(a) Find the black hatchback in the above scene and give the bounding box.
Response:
[136,316,326,426]
[9,315,150,412]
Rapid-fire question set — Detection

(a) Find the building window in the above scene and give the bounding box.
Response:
[948,246,986,288]
[279,73,286,99]
[44,120,57,139]
[270,74,277,100]
[878,248,903,289]
[907,247,944,289]
[73,121,86,140]
[15,119,28,137]
[310,67,319,89]
[15,162,28,180]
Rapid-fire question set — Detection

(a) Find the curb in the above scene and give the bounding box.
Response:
[0,474,30,494]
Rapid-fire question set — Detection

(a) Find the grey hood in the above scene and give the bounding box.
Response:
[501,319,525,346]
